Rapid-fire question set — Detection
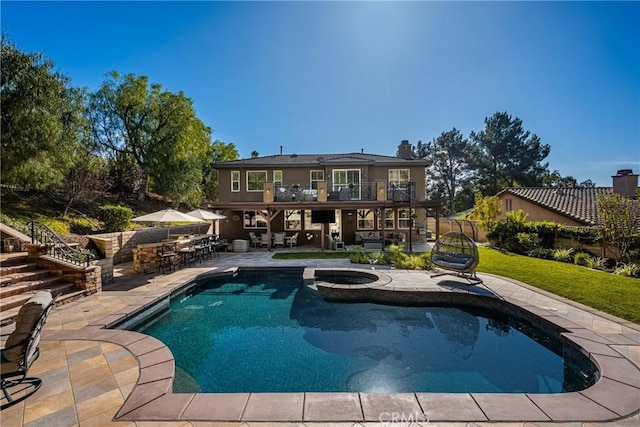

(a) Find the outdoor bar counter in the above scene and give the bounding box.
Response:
[132,236,210,274]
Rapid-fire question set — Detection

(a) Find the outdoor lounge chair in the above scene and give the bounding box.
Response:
[285,232,299,248]
[1,291,55,409]
[249,232,261,248]
[328,234,345,250]
[273,232,285,247]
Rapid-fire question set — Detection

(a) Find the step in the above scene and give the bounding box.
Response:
[0,269,55,286]
[0,254,29,267]
[0,262,39,277]
[0,276,63,299]
[0,285,84,326]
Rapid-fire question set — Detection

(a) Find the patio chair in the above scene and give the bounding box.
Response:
[328,234,345,250]
[285,232,299,248]
[1,291,55,409]
[249,232,261,248]
[260,233,270,248]
[273,232,285,248]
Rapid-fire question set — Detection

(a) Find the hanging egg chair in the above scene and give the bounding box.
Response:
[430,219,481,284]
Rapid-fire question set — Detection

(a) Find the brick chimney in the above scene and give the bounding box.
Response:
[612,169,639,197]
[396,140,414,159]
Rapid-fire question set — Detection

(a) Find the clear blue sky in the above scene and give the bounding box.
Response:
[2,1,639,187]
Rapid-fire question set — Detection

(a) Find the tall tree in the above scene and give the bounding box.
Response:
[1,35,86,189]
[60,152,108,216]
[416,128,471,215]
[202,140,239,202]
[88,72,212,203]
[597,193,640,262]
[469,112,550,195]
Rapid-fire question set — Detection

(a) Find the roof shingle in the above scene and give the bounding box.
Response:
[499,187,614,226]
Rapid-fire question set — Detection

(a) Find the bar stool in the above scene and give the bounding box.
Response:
[157,243,177,274]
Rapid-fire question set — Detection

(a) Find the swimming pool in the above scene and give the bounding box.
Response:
[129,268,598,394]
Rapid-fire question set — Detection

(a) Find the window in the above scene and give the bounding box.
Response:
[243,210,268,229]
[398,208,411,229]
[304,210,321,230]
[310,170,324,190]
[284,210,302,230]
[377,209,395,229]
[505,198,513,212]
[231,171,240,192]
[273,170,283,187]
[357,209,375,230]
[333,169,361,199]
[388,169,410,185]
[246,171,267,191]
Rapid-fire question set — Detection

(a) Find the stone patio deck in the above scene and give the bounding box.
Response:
[1,247,639,426]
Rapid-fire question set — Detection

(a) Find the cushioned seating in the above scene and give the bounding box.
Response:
[1,291,55,409]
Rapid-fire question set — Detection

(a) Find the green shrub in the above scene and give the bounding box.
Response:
[0,213,29,235]
[613,263,640,277]
[517,232,542,252]
[349,247,371,264]
[573,252,593,267]
[586,256,607,270]
[97,205,132,232]
[69,217,95,235]
[420,251,433,270]
[528,247,553,259]
[368,251,390,266]
[553,248,574,263]
[488,210,529,253]
[42,219,70,235]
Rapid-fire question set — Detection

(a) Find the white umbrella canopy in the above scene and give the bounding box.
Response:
[186,209,226,220]
[186,209,226,235]
[132,209,207,223]
[131,209,206,239]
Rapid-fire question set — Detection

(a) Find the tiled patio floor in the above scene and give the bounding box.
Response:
[1,247,639,426]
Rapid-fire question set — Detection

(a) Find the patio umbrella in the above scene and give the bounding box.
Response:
[131,209,206,239]
[186,209,226,235]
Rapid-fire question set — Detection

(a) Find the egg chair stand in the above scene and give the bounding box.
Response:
[430,219,482,285]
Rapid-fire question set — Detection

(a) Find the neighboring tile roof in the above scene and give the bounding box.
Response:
[498,187,614,226]
[214,153,428,168]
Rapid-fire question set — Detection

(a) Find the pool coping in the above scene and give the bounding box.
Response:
[41,267,640,423]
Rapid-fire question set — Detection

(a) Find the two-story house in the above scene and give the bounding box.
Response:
[207,141,443,248]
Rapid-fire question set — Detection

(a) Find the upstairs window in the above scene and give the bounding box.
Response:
[246,171,267,192]
[333,169,361,199]
[310,170,324,190]
[388,169,410,185]
[231,171,240,192]
[273,170,283,187]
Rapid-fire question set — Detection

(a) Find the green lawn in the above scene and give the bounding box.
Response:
[477,247,640,324]
[273,247,640,324]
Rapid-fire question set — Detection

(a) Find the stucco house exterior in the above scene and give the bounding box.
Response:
[207,141,443,249]
[495,169,639,227]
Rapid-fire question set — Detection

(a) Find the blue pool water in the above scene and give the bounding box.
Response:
[132,269,597,393]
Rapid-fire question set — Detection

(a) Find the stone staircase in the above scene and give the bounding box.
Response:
[0,253,86,325]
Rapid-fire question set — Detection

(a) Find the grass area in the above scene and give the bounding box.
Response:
[272,251,352,260]
[477,247,640,324]
[272,246,640,324]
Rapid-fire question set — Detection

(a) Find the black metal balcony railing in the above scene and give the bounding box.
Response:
[28,221,95,267]
[271,182,416,202]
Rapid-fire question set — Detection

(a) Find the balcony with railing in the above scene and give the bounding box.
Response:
[268,181,416,203]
